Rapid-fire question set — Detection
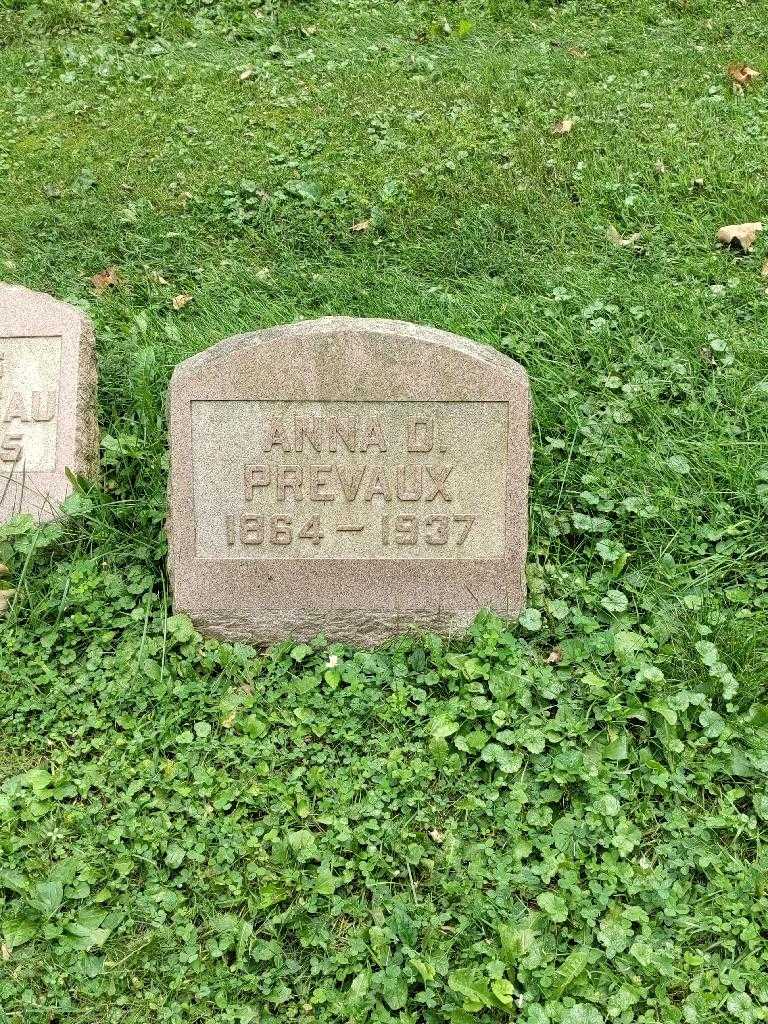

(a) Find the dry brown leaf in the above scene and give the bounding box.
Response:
[654,160,667,175]
[90,267,120,293]
[351,219,372,232]
[239,68,254,81]
[0,564,8,576]
[171,293,193,310]
[151,271,169,285]
[0,589,15,616]
[607,224,641,248]
[606,224,623,246]
[567,46,588,58]
[428,828,445,844]
[727,62,759,92]
[716,222,763,252]
[546,648,562,665]
[551,118,573,136]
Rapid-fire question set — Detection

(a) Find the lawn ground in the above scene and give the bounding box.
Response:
[1,1,767,1022]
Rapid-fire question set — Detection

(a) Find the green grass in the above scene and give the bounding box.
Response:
[1,0,768,1021]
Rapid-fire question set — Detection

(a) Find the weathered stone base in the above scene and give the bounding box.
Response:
[180,606,515,647]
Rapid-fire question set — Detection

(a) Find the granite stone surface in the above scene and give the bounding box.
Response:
[0,284,98,521]
[168,317,530,645]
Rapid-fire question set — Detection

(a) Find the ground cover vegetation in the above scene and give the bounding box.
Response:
[1,0,768,1021]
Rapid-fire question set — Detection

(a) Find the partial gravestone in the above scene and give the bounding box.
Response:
[0,284,98,521]
[168,317,530,645]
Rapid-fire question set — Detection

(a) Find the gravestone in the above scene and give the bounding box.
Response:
[0,284,98,521]
[168,317,530,645]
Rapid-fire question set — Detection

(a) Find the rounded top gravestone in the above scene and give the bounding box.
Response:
[167,317,530,645]
[0,283,98,522]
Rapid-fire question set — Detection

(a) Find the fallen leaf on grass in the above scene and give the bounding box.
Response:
[239,68,254,81]
[351,219,372,232]
[716,222,763,252]
[428,828,445,844]
[551,118,573,135]
[546,648,562,665]
[171,293,193,310]
[607,224,642,248]
[90,267,120,293]
[567,46,588,59]
[727,62,759,92]
[0,589,15,616]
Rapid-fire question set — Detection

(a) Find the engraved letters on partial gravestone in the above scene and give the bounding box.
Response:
[168,318,531,645]
[0,337,59,471]
[0,284,98,521]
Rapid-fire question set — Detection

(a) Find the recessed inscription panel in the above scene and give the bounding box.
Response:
[191,400,508,560]
[0,336,61,473]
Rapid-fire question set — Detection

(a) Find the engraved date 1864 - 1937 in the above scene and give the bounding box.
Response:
[224,512,476,551]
